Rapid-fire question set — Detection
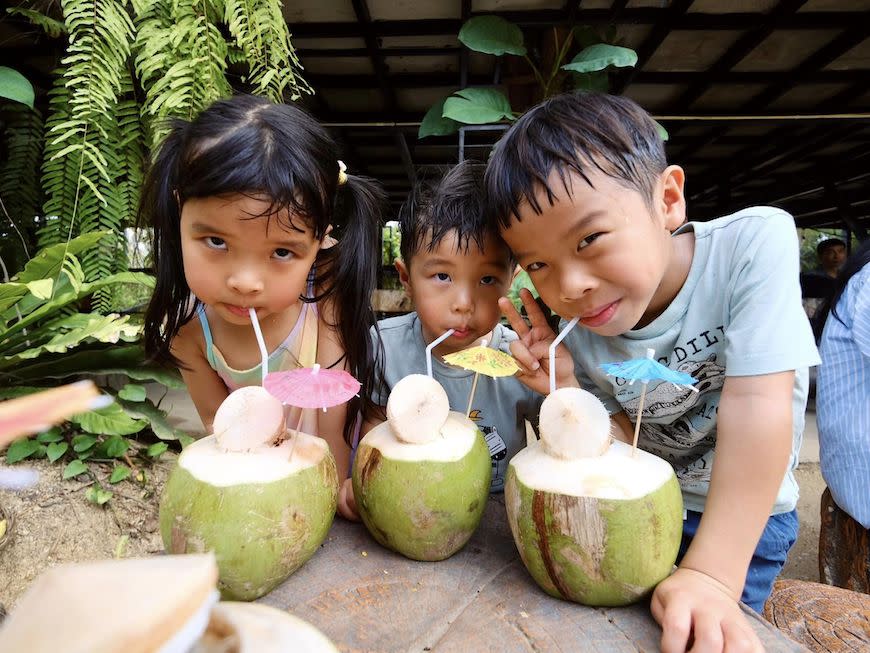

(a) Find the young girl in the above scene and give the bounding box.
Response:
[140,95,385,520]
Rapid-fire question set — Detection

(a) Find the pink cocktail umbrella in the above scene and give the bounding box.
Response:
[264,364,361,412]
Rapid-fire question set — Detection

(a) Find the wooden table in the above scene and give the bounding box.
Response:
[259,498,808,652]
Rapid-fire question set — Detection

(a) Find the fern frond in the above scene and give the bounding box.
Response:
[6,7,68,38]
[0,104,43,263]
[224,0,311,102]
[134,0,231,147]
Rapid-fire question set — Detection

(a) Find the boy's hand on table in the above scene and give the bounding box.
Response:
[499,289,578,396]
[337,477,360,521]
[651,567,763,653]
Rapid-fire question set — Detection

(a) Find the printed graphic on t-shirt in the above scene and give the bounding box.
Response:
[469,408,507,489]
[613,352,726,485]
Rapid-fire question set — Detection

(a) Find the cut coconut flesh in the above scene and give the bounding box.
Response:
[212,386,285,452]
[511,438,674,500]
[353,411,491,561]
[386,373,449,444]
[160,431,338,600]
[200,603,339,652]
[539,387,612,459]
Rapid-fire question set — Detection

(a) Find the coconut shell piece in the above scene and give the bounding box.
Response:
[763,579,870,652]
[0,554,218,653]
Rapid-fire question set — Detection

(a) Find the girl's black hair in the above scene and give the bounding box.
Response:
[140,94,386,445]
[484,91,667,230]
[817,238,870,335]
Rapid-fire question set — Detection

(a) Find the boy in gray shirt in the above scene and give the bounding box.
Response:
[368,161,542,492]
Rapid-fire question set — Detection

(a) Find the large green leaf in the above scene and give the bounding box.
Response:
[443,88,514,125]
[3,345,183,388]
[15,232,109,284]
[119,398,189,441]
[0,285,29,314]
[0,67,34,108]
[418,97,460,139]
[6,439,41,463]
[458,16,526,56]
[70,403,147,436]
[561,44,637,74]
[63,459,88,479]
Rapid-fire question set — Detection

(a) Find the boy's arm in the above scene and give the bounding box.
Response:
[651,370,794,653]
[171,321,230,432]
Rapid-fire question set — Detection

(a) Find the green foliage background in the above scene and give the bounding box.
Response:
[2,0,311,308]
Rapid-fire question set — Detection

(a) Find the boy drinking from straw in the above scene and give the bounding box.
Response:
[485,91,818,653]
[366,162,542,495]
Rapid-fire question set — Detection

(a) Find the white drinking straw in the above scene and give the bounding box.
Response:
[426,328,455,378]
[248,308,269,385]
[548,317,579,395]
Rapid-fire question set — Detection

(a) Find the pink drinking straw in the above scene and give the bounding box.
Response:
[548,317,579,395]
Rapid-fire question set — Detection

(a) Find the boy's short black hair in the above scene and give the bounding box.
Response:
[817,237,846,256]
[484,91,668,230]
[398,160,505,265]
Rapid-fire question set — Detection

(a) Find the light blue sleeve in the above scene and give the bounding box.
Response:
[722,211,820,376]
[369,324,390,406]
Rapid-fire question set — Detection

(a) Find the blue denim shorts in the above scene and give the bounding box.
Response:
[677,509,799,613]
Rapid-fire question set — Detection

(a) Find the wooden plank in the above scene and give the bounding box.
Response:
[260,498,808,652]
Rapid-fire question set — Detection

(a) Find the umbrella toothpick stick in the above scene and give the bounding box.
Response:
[426,329,454,378]
[463,339,488,418]
[287,410,305,462]
[249,308,269,385]
[631,383,647,458]
[549,317,579,395]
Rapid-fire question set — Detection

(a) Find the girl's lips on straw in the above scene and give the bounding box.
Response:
[226,304,254,317]
[579,301,619,328]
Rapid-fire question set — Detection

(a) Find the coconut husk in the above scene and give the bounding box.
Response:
[0,553,218,653]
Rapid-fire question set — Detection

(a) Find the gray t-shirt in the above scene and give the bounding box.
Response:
[563,207,820,514]
[372,313,543,492]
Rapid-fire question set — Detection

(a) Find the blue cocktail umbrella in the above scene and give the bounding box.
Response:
[600,348,698,456]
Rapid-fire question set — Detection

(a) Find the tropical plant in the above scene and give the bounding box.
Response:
[2,0,311,306]
[1,232,188,504]
[418,16,666,141]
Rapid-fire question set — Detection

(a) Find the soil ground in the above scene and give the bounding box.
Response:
[0,388,827,610]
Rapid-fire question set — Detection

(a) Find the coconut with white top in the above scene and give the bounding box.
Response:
[353,374,491,561]
[159,386,338,601]
[505,387,682,606]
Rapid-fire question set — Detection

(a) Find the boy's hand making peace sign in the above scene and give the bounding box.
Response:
[498,288,579,396]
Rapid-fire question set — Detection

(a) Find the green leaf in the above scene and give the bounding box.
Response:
[15,233,110,283]
[46,441,69,462]
[119,398,188,441]
[104,436,129,458]
[25,279,54,299]
[109,465,131,483]
[63,459,88,479]
[418,98,460,139]
[86,485,113,505]
[37,427,64,443]
[72,434,98,452]
[70,403,147,436]
[561,44,637,74]
[6,438,41,463]
[654,119,670,142]
[146,442,169,458]
[458,16,526,56]
[443,88,514,125]
[118,384,146,402]
[0,67,35,108]
[571,71,610,93]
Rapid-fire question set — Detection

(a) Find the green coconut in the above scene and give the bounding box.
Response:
[160,431,338,601]
[353,410,492,561]
[505,387,683,607]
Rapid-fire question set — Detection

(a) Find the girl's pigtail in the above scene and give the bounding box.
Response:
[140,123,196,367]
[325,173,387,446]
